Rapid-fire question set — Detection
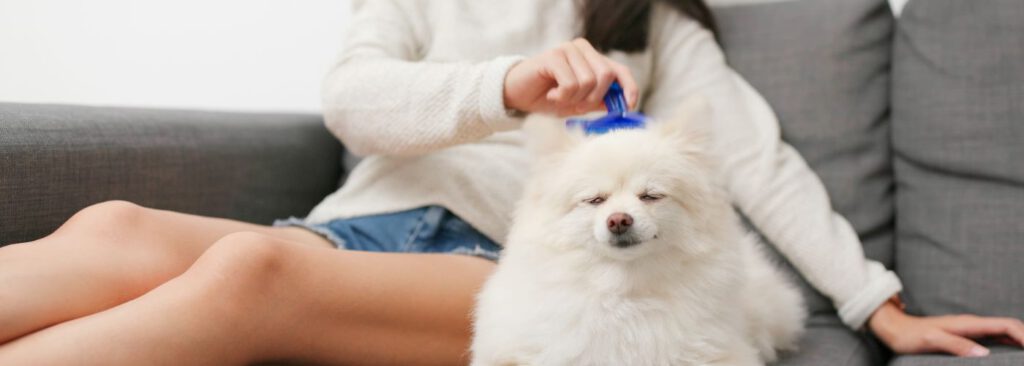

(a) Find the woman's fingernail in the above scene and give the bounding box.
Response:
[968,346,990,357]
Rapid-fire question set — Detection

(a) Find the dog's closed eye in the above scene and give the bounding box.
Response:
[639,193,665,202]
[584,196,607,205]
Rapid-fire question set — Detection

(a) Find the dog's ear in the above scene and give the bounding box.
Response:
[655,95,713,151]
[523,113,582,156]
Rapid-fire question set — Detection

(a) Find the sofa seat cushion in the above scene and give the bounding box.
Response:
[771,313,887,366]
[890,347,1024,366]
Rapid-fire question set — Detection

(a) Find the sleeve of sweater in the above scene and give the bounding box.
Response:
[642,8,902,330]
[321,0,524,156]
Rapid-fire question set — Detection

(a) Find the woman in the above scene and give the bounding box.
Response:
[1,0,1021,364]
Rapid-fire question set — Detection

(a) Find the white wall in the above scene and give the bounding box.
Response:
[0,0,350,113]
[0,0,908,113]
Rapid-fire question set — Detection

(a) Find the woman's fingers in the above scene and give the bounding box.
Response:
[608,59,639,110]
[924,331,989,357]
[941,315,1024,347]
[1010,321,1024,346]
[995,336,1019,346]
[514,38,638,115]
[542,49,579,104]
[560,43,597,107]
[572,39,617,107]
[570,38,639,110]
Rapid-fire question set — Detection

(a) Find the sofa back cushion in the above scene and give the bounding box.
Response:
[892,0,1024,319]
[0,104,344,245]
[715,0,895,314]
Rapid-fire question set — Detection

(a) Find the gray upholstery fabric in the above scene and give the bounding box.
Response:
[715,0,895,318]
[0,103,345,245]
[772,313,887,366]
[891,0,1024,324]
[890,346,1024,366]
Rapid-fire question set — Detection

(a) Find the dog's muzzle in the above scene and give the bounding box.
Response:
[607,212,641,248]
[611,235,643,248]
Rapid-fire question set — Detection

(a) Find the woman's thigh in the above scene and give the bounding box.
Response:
[0,201,331,344]
[0,234,497,366]
[48,200,331,250]
[5,200,333,306]
[17,200,333,277]
[243,244,496,365]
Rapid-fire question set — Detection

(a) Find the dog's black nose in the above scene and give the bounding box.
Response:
[606,212,633,235]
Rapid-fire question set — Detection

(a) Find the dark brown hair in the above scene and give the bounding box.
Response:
[581,0,718,53]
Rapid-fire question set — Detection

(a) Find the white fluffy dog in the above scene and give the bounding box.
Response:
[471,99,806,366]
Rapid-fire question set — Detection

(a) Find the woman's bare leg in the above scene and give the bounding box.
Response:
[0,200,331,344]
[0,232,495,365]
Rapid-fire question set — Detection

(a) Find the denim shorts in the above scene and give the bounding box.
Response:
[273,206,502,262]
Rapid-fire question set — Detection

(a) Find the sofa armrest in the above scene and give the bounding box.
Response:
[0,103,345,245]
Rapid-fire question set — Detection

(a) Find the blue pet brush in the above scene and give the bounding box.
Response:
[565,81,648,135]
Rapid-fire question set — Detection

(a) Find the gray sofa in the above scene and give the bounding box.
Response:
[716,0,1022,365]
[0,105,345,244]
[1,0,1021,365]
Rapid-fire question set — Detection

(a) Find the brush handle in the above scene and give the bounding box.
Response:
[565,80,646,135]
[603,81,628,115]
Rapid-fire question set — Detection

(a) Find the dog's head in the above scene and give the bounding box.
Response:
[517,97,732,262]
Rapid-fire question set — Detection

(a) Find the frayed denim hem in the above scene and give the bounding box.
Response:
[448,244,501,262]
[272,217,347,249]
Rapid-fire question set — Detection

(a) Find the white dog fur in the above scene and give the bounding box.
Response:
[471,98,807,366]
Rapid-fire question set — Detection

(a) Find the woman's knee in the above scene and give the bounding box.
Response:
[172,233,324,360]
[46,200,196,275]
[185,232,293,298]
[57,200,152,241]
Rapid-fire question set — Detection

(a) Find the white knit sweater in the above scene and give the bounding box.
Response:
[307,0,902,330]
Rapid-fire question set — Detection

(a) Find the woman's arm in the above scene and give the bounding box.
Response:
[643,7,1024,356]
[322,0,524,156]
[643,9,900,331]
[870,300,1024,357]
[326,1,638,157]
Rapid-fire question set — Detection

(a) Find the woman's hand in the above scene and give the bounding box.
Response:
[503,38,639,117]
[869,301,1024,357]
